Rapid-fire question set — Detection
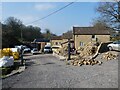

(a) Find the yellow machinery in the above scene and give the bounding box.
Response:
[12,52,20,60]
[0,48,20,60]
[0,49,4,58]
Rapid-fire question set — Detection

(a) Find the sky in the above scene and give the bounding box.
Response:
[2,2,100,35]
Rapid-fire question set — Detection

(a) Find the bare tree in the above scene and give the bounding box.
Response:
[96,1,120,30]
[92,19,108,28]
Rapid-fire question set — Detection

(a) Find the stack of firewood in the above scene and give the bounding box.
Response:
[102,52,118,60]
[54,46,68,56]
[79,45,98,57]
[70,58,102,66]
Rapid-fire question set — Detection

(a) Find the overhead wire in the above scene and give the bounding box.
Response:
[26,0,77,25]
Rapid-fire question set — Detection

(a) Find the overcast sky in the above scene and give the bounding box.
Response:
[2,2,99,35]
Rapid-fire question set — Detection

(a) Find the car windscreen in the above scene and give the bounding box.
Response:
[45,47,51,49]
[118,41,120,44]
[33,48,38,51]
[52,47,59,49]
[113,41,120,44]
[33,49,38,51]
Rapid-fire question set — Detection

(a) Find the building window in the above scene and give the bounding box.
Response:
[59,42,61,45]
[80,42,84,46]
[55,42,58,45]
[92,35,95,39]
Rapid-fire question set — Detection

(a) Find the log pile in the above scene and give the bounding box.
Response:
[102,52,118,60]
[53,42,100,59]
[79,42,98,57]
[70,58,102,66]
[54,46,68,56]
[79,46,97,57]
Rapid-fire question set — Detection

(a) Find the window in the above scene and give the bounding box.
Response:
[55,42,58,45]
[59,42,61,45]
[45,47,51,49]
[80,42,84,46]
[92,35,95,38]
[52,46,59,49]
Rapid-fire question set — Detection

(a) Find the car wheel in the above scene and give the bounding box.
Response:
[109,46,113,51]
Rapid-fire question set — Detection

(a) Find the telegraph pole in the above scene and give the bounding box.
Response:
[68,39,71,60]
[20,25,24,66]
[21,28,23,42]
[20,45,24,66]
[118,1,120,19]
[118,1,120,30]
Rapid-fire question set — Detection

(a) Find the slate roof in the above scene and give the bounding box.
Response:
[51,31,73,40]
[51,36,62,40]
[62,31,73,39]
[33,38,50,42]
[73,27,110,35]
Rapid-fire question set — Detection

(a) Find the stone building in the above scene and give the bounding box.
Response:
[50,36,63,46]
[73,27,110,50]
[50,31,74,48]
[31,39,50,51]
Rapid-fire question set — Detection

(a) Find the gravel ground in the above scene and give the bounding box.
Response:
[2,51,118,88]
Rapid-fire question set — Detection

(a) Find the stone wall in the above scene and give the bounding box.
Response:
[74,35,110,50]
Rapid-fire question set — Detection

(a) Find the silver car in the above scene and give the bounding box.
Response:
[31,48,39,55]
[23,48,31,53]
[107,41,120,51]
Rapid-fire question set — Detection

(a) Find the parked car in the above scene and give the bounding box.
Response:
[52,45,61,52]
[44,45,52,53]
[107,40,120,51]
[23,48,31,53]
[31,48,39,55]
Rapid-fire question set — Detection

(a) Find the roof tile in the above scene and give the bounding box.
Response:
[73,27,110,35]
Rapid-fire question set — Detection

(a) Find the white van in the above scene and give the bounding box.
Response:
[44,45,52,53]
